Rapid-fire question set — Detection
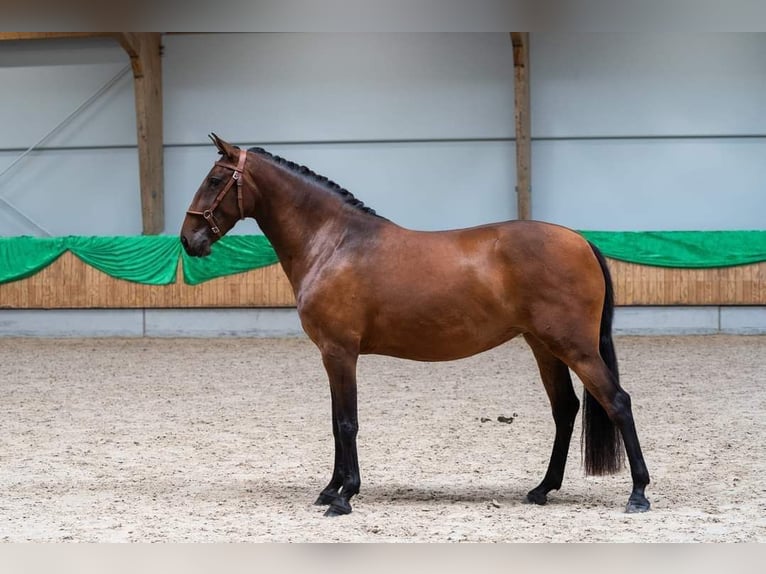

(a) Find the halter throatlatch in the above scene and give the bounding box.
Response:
[187,148,248,235]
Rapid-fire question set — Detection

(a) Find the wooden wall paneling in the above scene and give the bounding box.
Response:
[1,256,763,309]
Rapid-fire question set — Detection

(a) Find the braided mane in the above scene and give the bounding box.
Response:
[248,147,384,219]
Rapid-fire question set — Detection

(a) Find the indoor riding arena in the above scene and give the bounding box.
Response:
[1,32,764,543]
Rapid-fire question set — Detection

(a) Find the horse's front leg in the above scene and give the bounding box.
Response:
[315,347,360,517]
[314,391,344,505]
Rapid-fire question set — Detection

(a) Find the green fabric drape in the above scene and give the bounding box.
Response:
[0,235,279,286]
[0,231,764,287]
[68,236,182,285]
[181,235,279,285]
[580,230,766,268]
[0,236,182,285]
[0,236,67,283]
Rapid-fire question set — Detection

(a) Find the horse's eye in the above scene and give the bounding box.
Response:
[208,176,222,186]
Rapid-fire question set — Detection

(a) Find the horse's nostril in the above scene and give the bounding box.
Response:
[180,235,189,249]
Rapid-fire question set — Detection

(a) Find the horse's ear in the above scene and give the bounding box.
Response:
[209,133,233,157]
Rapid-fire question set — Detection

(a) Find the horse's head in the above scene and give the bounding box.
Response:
[181,134,255,256]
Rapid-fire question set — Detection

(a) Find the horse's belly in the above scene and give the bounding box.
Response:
[361,304,521,361]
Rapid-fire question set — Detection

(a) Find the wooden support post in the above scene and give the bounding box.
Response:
[117,33,164,234]
[511,32,531,220]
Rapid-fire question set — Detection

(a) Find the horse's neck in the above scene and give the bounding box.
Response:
[249,162,369,289]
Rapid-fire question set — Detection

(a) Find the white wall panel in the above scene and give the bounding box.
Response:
[162,33,516,143]
[532,138,766,230]
[0,63,136,149]
[1,33,764,237]
[531,33,766,137]
[0,149,141,235]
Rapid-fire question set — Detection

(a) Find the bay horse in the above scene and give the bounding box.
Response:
[180,134,651,517]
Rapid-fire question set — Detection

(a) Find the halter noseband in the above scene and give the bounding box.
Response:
[187,148,248,236]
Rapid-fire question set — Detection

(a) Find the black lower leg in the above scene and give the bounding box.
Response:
[324,418,360,517]
[527,413,577,505]
[612,391,651,513]
[315,413,344,505]
[319,347,360,517]
[525,336,579,506]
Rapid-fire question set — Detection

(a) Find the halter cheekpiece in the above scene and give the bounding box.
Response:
[186,148,248,235]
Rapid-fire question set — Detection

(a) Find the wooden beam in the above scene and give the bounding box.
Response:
[0,33,114,42]
[511,32,531,220]
[114,33,143,76]
[127,33,165,234]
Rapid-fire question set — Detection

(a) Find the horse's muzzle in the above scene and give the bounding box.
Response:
[180,231,211,257]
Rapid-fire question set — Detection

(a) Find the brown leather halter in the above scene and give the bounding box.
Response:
[186,148,247,235]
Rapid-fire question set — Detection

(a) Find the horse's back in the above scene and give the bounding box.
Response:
[385,219,601,295]
[350,220,604,359]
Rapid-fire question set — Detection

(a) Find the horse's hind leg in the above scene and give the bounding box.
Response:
[524,334,580,505]
[562,349,651,513]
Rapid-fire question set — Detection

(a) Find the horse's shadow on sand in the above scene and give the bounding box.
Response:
[248,479,611,509]
[359,484,607,508]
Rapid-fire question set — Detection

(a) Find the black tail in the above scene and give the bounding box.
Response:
[582,242,625,475]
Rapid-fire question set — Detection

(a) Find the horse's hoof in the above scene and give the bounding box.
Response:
[526,489,548,506]
[314,491,337,506]
[324,499,352,517]
[625,496,651,513]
